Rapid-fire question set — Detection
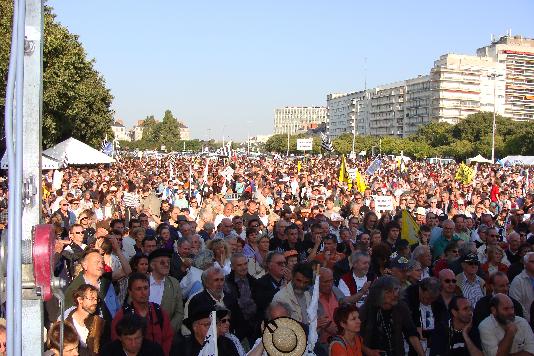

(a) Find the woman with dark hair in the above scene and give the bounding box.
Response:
[369,242,392,277]
[329,304,363,356]
[130,254,149,274]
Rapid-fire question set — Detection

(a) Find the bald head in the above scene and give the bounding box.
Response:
[439,268,455,281]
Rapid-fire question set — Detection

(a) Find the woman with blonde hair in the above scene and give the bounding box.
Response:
[206,238,231,275]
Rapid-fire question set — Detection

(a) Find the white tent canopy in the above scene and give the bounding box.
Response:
[1,152,62,170]
[467,154,493,164]
[499,155,534,166]
[43,137,115,165]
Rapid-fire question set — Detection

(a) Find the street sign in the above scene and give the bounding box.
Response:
[297,138,313,151]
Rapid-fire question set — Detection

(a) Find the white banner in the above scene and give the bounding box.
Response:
[297,138,313,151]
[347,168,357,180]
[372,195,394,212]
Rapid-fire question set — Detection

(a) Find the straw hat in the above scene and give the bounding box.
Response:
[262,317,307,356]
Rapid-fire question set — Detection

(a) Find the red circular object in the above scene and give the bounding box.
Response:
[33,224,55,301]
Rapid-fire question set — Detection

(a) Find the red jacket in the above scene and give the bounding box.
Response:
[111,303,174,356]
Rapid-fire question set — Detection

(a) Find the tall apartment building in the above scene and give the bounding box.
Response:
[404,75,432,136]
[368,82,406,136]
[477,35,534,121]
[326,34,532,137]
[273,107,327,135]
[430,54,506,124]
[326,91,370,139]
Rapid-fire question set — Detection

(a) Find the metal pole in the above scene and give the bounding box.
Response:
[351,112,356,155]
[286,122,290,156]
[491,74,497,163]
[4,1,20,355]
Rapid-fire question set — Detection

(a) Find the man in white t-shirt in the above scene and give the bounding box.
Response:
[338,252,373,307]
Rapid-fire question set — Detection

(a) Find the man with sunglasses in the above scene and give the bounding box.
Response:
[456,253,485,308]
[60,224,88,282]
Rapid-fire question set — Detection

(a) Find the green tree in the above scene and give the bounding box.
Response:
[0,2,114,149]
[411,121,453,147]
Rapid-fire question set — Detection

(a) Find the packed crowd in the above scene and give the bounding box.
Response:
[4,154,534,356]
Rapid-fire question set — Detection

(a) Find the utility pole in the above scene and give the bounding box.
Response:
[488,73,502,163]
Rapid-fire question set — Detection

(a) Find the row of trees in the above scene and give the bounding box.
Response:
[0,2,114,150]
[119,110,225,152]
[265,112,534,160]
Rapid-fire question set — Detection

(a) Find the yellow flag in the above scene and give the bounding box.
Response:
[355,169,367,193]
[297,161,302,173]
[401,209,420,245]
[455,163,474,184]
[338,155,352,189]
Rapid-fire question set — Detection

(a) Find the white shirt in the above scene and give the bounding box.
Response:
[338,273,368,307]
[479,314,534,356]
[72,317,89,347]
[149,274,165,306]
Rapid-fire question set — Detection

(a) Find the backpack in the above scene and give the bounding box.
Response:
[122,303,164,330]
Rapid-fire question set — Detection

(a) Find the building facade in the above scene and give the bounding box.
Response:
[111,120,131,141]
[477,35,534,121]
[274,107,327,135]
[430,54,506,124]
[325,34,532,138]
[326,91,370,139]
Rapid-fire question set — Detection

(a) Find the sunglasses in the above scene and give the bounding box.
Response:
[465,261,479,266]
[218,318,231,324]
[443,279,457,284]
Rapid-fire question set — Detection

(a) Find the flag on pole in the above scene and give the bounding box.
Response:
[355,169,367,193]
[198,311,218,356]
[305,267,320,355]
[297,160,302,173]
[365,158,382,175]
[202,158,210,182]
[338,155,352,190]
[320,131,333,152]
[61,153,69,168]
[401,209,420,245]
[455,163,475,184]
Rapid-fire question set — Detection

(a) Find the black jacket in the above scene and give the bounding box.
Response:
[360,300,418,356]
[254,273,283,321]
[224,271,260,339]
[403,283,449,356]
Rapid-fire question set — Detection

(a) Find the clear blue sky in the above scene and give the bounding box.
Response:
[48,0,534,141]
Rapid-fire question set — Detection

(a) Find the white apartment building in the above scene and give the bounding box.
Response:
[368,82,405,136]
[274,107,327,135]
[430,53,506,124]
[326,91,370,139]
[477,35,534,121]
[325,35,534,137]
[404,75,432,136]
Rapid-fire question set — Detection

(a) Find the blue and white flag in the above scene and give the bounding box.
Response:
[305,270,320,355]
[320,132,333,152]
[365,158,382,175]
[101,138,114,156]
[199,311,218,356]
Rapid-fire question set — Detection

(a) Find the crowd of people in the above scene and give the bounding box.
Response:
[3,153,534,356]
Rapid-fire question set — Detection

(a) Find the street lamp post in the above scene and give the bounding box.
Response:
[488,73,503,163]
